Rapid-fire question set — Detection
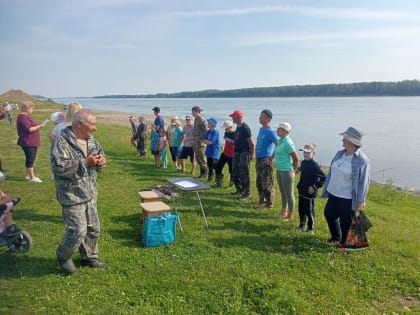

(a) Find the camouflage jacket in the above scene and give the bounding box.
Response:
[193,114,207,142]
[50,126,106,206]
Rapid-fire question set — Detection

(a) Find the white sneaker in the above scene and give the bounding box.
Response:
[25,175,30,180]
[30,177,42,183]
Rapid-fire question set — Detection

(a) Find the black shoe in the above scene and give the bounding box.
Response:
[57,256,76,274]
[80,259,108,269]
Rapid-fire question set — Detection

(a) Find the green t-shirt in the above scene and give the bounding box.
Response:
[274,136,296,171]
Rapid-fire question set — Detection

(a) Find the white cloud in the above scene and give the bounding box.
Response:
[170,5,408,20]
[233,27,420,47]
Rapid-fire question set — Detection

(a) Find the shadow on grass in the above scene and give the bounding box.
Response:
[0,254,66,278]
[14,208,62,225]
[209,230,334,255]
[207,218,334,254]
[108,213,143,248]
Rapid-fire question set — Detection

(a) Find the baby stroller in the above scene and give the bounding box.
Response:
[0,198,32,254]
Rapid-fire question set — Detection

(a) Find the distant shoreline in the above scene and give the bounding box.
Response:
[93,79,420,99]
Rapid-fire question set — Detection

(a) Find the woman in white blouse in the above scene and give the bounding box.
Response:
[322,126,370,249]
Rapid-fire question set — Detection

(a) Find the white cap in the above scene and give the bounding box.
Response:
[278,122,292,132]
[221,120,233,128]
[299,143,316,153]
[50,112,65,123]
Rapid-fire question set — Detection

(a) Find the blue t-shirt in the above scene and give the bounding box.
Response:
[255,127,278,158]
[150,131,160,151]
[205,129,220,159]
[173,127,183,147]
[154,116,164,132]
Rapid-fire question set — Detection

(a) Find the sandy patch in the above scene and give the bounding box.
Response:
[94,110,172,128]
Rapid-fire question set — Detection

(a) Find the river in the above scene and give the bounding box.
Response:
[53,96,420,191]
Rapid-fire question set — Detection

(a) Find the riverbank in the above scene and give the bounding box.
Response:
[94,109,179,129]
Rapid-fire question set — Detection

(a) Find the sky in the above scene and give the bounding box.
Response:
[1,0,420,97]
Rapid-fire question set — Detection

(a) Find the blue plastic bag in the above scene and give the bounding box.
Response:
[143,212,178,247]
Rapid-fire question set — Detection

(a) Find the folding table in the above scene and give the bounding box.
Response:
[167,177,211,230]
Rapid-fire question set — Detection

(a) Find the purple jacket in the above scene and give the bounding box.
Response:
[16,113,40,147]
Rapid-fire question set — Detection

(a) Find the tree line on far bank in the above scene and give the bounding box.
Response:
[95,79,420,98]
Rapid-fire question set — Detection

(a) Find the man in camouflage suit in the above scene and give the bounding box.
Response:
[255,109,278,208]
[192,106,208,178]
[51,109,107,274]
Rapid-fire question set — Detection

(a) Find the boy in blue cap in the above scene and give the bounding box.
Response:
[204,118,220,182]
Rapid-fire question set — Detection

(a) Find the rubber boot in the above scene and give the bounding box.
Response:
[200,166,208,179]
[215,174,223,187]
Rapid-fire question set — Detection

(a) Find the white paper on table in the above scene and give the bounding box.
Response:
[176,180,199,189]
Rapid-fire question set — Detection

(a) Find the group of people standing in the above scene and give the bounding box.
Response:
[6,100,370,273]
[129,106,371,250]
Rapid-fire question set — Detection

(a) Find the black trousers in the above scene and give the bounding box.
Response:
[21,146,38,168]
[298,196,315,229]
[324,194,354,244]
[214,153,232,176]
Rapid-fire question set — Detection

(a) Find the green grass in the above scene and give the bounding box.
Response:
[0,101,419,314]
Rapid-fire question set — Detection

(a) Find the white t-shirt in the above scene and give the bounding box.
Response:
[326,153,353,199]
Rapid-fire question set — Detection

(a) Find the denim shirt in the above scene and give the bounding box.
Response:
[321,148,370,211]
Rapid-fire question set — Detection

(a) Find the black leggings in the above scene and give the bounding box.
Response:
[21,146,38,168]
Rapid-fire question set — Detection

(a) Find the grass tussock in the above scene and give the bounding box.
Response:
[0,102,419,314]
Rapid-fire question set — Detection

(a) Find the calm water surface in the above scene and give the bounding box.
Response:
[54,97,420,191]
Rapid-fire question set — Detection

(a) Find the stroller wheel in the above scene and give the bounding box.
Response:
[8,230,32,253]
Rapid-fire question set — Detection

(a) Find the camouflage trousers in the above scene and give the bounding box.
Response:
[193,141,207,171]
[56,198,100,261]
[232,151,251,197]
[256,158,275,205]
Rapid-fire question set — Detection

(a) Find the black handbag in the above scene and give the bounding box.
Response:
[357,211,372,231]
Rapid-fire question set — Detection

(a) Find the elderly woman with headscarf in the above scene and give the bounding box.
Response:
[322,126,370,250]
